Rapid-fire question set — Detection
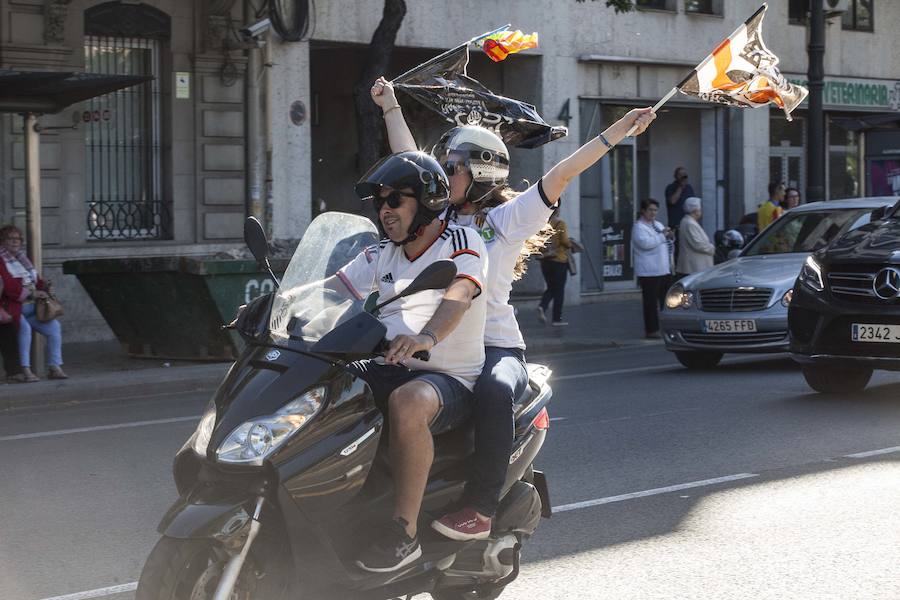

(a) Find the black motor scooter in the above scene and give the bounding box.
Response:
[136,212,553,600]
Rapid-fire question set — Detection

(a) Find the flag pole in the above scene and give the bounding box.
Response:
[624,86,678,137]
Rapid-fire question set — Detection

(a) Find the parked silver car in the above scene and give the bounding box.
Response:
[661,197,897,369]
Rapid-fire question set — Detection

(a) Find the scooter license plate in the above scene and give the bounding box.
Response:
[702,319,757,333]
[851,323,900,343]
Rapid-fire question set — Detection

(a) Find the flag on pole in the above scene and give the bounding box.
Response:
[393,38,566,149]
[476,30,539,62]
[676,3,808,120]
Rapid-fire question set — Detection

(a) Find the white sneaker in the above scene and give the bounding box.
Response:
[536,306,547,325]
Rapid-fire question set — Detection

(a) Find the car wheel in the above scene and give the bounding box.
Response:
[675,351,723,370]
[801,364,873,394]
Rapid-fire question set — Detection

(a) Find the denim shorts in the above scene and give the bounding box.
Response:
[346,360,474,435]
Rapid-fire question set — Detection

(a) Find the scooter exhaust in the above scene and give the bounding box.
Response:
[212,496,265,600]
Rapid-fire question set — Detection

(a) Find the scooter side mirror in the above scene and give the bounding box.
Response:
[373,259,458,312]
[244,217,270,266]
[404,259,458,296]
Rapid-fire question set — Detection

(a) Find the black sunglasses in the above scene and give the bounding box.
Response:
[373,189,416,211]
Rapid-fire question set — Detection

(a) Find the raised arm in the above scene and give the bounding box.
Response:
[371,77,417,153]
[542,108,656,204]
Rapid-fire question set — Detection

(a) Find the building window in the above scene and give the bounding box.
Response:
[788,0,808,25]
[635,0,675,12]
[685,0,722,16]
[83,2,171,241]
[827,120,861,200]
[842,0,873,31]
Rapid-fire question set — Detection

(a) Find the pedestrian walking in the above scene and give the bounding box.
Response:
[632,199,674,339]
[537,210,571,327]
[676,197,715,278]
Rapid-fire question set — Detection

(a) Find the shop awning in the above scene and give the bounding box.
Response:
[830,113,900,132]
[0,69,152,114]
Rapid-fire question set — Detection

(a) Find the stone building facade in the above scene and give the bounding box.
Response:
[2,0,898,343]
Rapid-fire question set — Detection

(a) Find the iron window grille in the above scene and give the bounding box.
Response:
[84,35,170,240]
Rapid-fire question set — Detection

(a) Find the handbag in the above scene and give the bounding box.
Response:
[35,292,64,323]
[566,250,577,276]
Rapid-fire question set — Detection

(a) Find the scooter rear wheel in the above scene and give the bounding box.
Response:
[135,536,259,600]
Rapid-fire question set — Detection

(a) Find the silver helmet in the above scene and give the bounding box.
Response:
[432,126,510,202]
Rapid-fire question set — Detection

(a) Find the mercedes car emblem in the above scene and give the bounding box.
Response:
[265,349,281,361]
[872,267,900,300]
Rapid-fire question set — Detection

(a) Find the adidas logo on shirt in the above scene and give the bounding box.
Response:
[381,272,394,283]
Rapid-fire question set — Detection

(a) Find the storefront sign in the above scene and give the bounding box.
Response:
[786,74,900,112]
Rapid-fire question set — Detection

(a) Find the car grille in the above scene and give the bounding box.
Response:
[698,288,773,312]
[681,331,788,346]
[827,267,885,304]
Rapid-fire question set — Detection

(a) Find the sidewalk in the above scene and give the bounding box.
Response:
[1,294,653,410]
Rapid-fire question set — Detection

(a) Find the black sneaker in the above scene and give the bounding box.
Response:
[355,517,422,573]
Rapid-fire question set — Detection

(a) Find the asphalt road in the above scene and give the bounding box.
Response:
[2,344,899,600]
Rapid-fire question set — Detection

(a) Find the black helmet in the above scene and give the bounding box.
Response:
[432,125,510,204]
[723,229,744,249]
[355,151,450,244]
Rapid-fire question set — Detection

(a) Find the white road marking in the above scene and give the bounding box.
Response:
[38,582,137,600]
[0,415,199,442]
[554,364,675,380]
[553,473,759,513]
[844,446,900,458]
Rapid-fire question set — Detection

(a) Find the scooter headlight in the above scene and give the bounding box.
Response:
[192,399,217,457]
[216,386,326,466]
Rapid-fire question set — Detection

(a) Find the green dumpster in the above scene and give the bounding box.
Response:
[63,257,287,360]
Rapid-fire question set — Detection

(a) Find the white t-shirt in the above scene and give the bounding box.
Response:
[450,180,556,349]
[336,223,488,390]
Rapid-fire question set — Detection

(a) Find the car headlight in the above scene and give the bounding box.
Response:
[781,289,794,307]
[665,283,694,309]
[192,399,217,456]
[216,386,325,466]
[799,255,825,292]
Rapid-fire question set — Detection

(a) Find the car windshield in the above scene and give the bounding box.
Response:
[269,212,379,344]
[743,209,871,256]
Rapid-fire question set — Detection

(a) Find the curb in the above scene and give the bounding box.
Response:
[2,363,230,411]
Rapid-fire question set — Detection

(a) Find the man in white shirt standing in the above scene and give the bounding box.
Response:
[632,198,674,339]
[337,151,488,573]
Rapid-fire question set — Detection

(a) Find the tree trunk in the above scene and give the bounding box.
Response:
[354,0,407,176]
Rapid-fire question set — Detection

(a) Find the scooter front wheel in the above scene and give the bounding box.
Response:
[136,536,261,600]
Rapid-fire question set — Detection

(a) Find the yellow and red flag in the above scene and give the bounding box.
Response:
[677,4,807,120]
[476,30,538,62]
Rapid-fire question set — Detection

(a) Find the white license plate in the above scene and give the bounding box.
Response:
[703,319,757,333]
[851,323,900,343]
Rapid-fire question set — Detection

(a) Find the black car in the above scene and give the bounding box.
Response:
[789,198,900,393]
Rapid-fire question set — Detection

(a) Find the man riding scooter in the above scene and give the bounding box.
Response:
[335,151,489,572]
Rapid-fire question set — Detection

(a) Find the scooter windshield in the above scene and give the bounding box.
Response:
[270,212,379,343]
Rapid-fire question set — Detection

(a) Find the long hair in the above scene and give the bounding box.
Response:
[469,182,555,280]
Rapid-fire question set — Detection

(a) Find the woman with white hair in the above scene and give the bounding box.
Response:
[676,196,715,278]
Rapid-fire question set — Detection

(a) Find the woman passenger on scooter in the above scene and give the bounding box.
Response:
[371,77,656,539]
